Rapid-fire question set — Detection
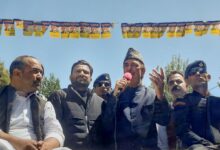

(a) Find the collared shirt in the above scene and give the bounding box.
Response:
[156,124,169,150]
[8,92,64,146]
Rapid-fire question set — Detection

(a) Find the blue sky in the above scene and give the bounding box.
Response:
[0,0,220,96]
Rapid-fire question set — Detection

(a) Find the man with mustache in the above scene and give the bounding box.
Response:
[156,71,188,150]
[174,60,220,150]
[49,60,106,150]
[0,55,65,150]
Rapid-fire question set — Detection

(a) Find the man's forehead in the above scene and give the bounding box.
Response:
[74,64,90,70]
[24,58,42,68]
[169,74,184,81]
[124,59,142,65]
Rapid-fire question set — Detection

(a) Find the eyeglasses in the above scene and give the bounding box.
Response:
[188,67,206,76]
[97,82,111,87]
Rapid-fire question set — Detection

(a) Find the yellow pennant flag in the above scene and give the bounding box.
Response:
[14,19,23,29]
[142,23,152,38]
[202,22,210,35]
[80,22,90,38]
[89,23,100,39]
[127,23,140,38]
[184,22,194,34]
[41,21,50,35]
[33,22,42,37]
[175,23,185,37]
[210,21,220,35]
[33,22,44,37]
[33,21,49,37]
[3,19,15,36]
[101,23,113,39]
[167,23,176,38]
[69,22,80,38]
[151,23,166,38]
[194,21,206,36]
[23,20,34,36]
[60,22,70,39]
[121,23,129,38]
[127,24,133,38]
[158,23,167,38]
[132,23,142,38]
[49,22,60,38]
[150,24,159,38]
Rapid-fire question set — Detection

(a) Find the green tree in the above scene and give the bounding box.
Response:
[0,61,10,88]
[164,55,189,102]
[39,73,61,98]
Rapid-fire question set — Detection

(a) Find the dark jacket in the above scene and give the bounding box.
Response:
[0,85,46,140]
[174,91,220,148]
[102,85,169,150]
[48,85,106,150]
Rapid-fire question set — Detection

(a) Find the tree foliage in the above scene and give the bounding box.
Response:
[39,73,60,98]
[0,61,10,88]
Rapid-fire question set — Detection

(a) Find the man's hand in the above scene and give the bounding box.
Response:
[113,78,129,96]
[149,67,165,100]
[37,138,60,150]
[0,131,38,150]
[10,137,38,150]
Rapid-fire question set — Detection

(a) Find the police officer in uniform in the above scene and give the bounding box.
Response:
[93,73,112,100]
[174,60,220,150]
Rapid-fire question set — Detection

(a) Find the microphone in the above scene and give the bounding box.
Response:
[117,72,132,95]
[123,72,132,81]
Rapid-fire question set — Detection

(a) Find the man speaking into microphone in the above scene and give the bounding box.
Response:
[103,48,169,150]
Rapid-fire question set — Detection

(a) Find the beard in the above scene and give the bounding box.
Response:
[71,79,90,89]
[33,80,42,90]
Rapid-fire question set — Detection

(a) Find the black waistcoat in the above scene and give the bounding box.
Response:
[0,85,46,140]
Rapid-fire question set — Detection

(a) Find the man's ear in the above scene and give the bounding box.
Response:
[13,69,22,78]
[141,67,146,77]
[207,74,211,81]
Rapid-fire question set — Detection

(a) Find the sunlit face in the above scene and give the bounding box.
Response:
[186,71,210,89]
[94,81,111,98]
[123,59,145,87]
[19,58,44,93]
[168,73,187,99]
[70,64,92,87]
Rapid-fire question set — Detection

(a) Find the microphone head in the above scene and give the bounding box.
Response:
[123,72,132,81]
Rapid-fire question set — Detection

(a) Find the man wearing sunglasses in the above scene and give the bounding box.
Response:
[93,73,114,150]
[93,73,112,100]
[174,60,220,150]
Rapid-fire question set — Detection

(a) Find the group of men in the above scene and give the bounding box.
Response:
[0,48,219,150]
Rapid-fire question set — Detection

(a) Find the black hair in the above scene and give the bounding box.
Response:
[9,55,43,76]
[166,70,184,84]
[71,60,93,76]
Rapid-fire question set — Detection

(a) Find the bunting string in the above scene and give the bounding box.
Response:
[1,19,220,39]
[0,19,113,39]
[122,21,220,38]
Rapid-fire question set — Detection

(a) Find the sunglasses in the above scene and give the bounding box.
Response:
[188,67,206,76]
[97,82,111,87]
